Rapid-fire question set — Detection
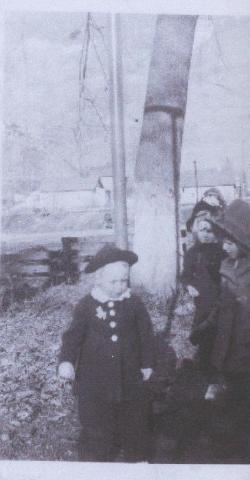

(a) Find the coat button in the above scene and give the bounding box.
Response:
[109,321,117,329]
[109,309,116,316]
[111,334,118,342]
[108,301,114,308]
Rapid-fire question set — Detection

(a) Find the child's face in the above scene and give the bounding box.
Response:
[197,220,216,244]
[203,193,220,207]
[96,261,129,299]
[223,238,240,259]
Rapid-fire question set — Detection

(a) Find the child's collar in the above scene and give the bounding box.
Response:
[91,286,131,303]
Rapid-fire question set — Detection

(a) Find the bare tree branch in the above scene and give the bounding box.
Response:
[79,13,91,116]
[84,97,109,133]
[73,13,91,173]
[90,34,109,85]
[72,13,110,175]
[89,14,109,54]
[61,155,85,178]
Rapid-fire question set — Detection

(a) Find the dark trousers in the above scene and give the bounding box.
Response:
[192,333,216,383]
[190,313,216,380]
[225,372,250,404]
[207,372,250,461]
[78,395,152,462]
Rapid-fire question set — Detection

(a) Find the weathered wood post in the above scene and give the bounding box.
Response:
[132,15,197,299]
[108,13,128,249]
[48,249,65,286]
[61,237,80,284]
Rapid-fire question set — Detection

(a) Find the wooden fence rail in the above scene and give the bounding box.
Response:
[0,235,116,311]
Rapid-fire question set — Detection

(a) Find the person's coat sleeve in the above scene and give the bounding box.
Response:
[59,300,88,367]
[181,247,198,289]
[134,296,155,369]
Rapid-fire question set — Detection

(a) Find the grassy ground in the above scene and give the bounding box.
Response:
[0,277,173,461]
[0,279,249,463]
[0,282,86,460]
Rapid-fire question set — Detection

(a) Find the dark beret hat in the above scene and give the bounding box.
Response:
[84,244,138,273]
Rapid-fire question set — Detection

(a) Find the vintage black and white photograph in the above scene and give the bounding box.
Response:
[1,3,250,471]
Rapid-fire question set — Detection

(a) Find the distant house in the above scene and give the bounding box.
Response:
[88,165,113,206]
[21,174,113,212]
[99,176,113,206]
[180,169,238,206]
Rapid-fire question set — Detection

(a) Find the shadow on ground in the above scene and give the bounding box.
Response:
[151,343,250,464]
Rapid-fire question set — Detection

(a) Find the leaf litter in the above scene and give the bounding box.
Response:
[0,276,195,460]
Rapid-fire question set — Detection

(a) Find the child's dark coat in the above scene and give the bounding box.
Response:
[182,242,224,326]
[211,255,250,374]
[181,242,225,371]
[60,292,155,461]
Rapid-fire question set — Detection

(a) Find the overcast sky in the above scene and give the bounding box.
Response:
[182,15,250,181]
[3,13,250,190]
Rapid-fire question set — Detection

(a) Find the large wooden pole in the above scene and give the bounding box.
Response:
[133,15,197,296]
[108,13,128,249]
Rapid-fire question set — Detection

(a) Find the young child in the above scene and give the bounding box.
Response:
[58,245,155,462]
[181,219,225,377]
[206,200,250,404]
[186,187,226,234]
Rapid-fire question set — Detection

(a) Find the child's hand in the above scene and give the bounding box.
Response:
[141,368,153,381]
[187,285,199,298]
[58,362,75,381]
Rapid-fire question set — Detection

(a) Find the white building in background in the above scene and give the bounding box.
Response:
[18,174,113,213]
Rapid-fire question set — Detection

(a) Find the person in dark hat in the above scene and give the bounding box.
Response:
[186,187,226,234]
[58,245,155,462]
[195,200,250,406]
[194,199,250,460]
[202,188,227,209]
